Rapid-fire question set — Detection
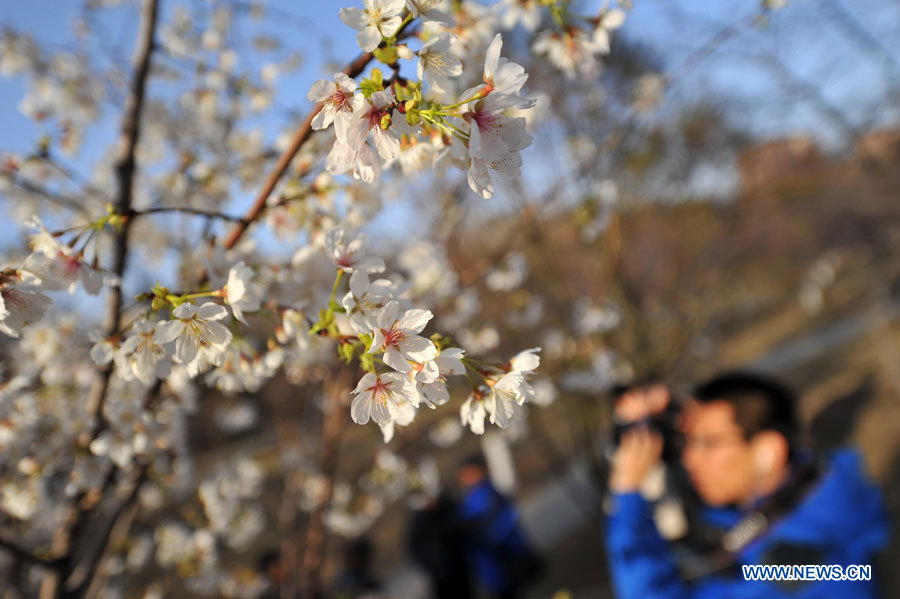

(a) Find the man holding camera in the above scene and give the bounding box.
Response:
[606,372,889,599]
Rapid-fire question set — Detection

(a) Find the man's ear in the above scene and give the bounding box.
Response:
[751,431,789,475]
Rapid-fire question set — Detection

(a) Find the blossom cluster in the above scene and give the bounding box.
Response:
[328,226,540,439]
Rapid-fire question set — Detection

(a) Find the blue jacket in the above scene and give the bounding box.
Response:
[459,479,532,592]
[606,450,889,599]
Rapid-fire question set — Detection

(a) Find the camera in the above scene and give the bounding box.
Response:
[611,390,685,463]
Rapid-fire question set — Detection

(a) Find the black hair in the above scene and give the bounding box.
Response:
[692,371,796,444]
[459,453,487,471]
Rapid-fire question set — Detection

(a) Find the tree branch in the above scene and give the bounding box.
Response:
[300,369,351,599]
[129,206,249,223]
[40,2,160,598]
[82,0,160,446]
[222,22,417,250]
[3,175,90,215]
[0,535,59,570]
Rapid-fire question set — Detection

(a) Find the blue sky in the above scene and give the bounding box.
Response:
[2,0,899,273]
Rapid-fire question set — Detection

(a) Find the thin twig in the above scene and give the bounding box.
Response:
[5,176,90,215]
[129,206,249,223]
[223,22,417,250]
[0,536,59,569]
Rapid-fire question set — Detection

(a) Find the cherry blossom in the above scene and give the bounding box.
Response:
[115,320,173,383]
[325,227,386,274]
[460,390,488,435]
[486,371,529,428]
[153,303,232,377]
[417,33,462,93]
[510,346,540,373]
[0,268,50,338]
[339,0,406,53]
[225,261,262,324]
[406,0,451,24]
[343,90,400,162]
[414,346,465,407]
[499,0,542,31]
[341,270,393,334]
[308,72,364,140]
[591,9,627,55]
[350,371,420,426]
[368,300,438,373]
[23,223,111,295]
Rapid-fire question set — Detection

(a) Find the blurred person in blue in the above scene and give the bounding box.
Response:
[606,372,889,599]
[457,454,543,599]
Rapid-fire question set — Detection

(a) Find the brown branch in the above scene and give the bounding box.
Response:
[39,153,113,204]
[63,465,148,598]
[299,369,352,599]
[82,0,160,446]
[129,205,249,223]
[41,1,160,597]
[4,176,90,215]
[223,22,417,250]
[0,535,60,570]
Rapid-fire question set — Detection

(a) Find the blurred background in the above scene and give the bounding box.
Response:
[1,0,900,597]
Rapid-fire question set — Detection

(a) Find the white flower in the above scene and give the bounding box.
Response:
[415,347,464,407]
[368,300,438,373]
[463,91,533,198]
[460,390,487,435]
[89,330,117,365]
[326,139,381,182]
[487,371,528,428]
[0,269,50,338]
[510,346,540,373]
[351,372,419,426]
[417,34,462,93]
[380,396,416,442]
[499,0,541,31]
[458,34,535,198]
[308,72,364,140]
[485,252,529,291]
[116,320,173,383]
[591,9,626,55]
[481,33,531,99]
[90,430,135,468]
[225,261,262,324]
[325,227,385,273]
[23,216,114,295]
[341,270,393,334]
[206,348,263,393]
[153,303,232,377]
[406,0,451,24]
[532,19,620,79]
[339,0,406,53]
[343,90,399,161]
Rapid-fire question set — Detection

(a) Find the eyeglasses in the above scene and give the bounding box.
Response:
[682,431,747,452]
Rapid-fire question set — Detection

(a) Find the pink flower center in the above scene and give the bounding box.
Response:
[381,326,405,348]
[337,252,354,268]
[367,108,387,131]
[329,90,353,111]
[57,251,83,276]
[366,378,392,406]
[471,110,498,133]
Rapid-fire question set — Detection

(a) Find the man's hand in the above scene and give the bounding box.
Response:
[609,385,669,493]
[614,384,670,423]
[610,426,664,492]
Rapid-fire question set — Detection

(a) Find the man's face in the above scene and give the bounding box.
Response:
[458,464,485,489]
[681,400,755,506]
